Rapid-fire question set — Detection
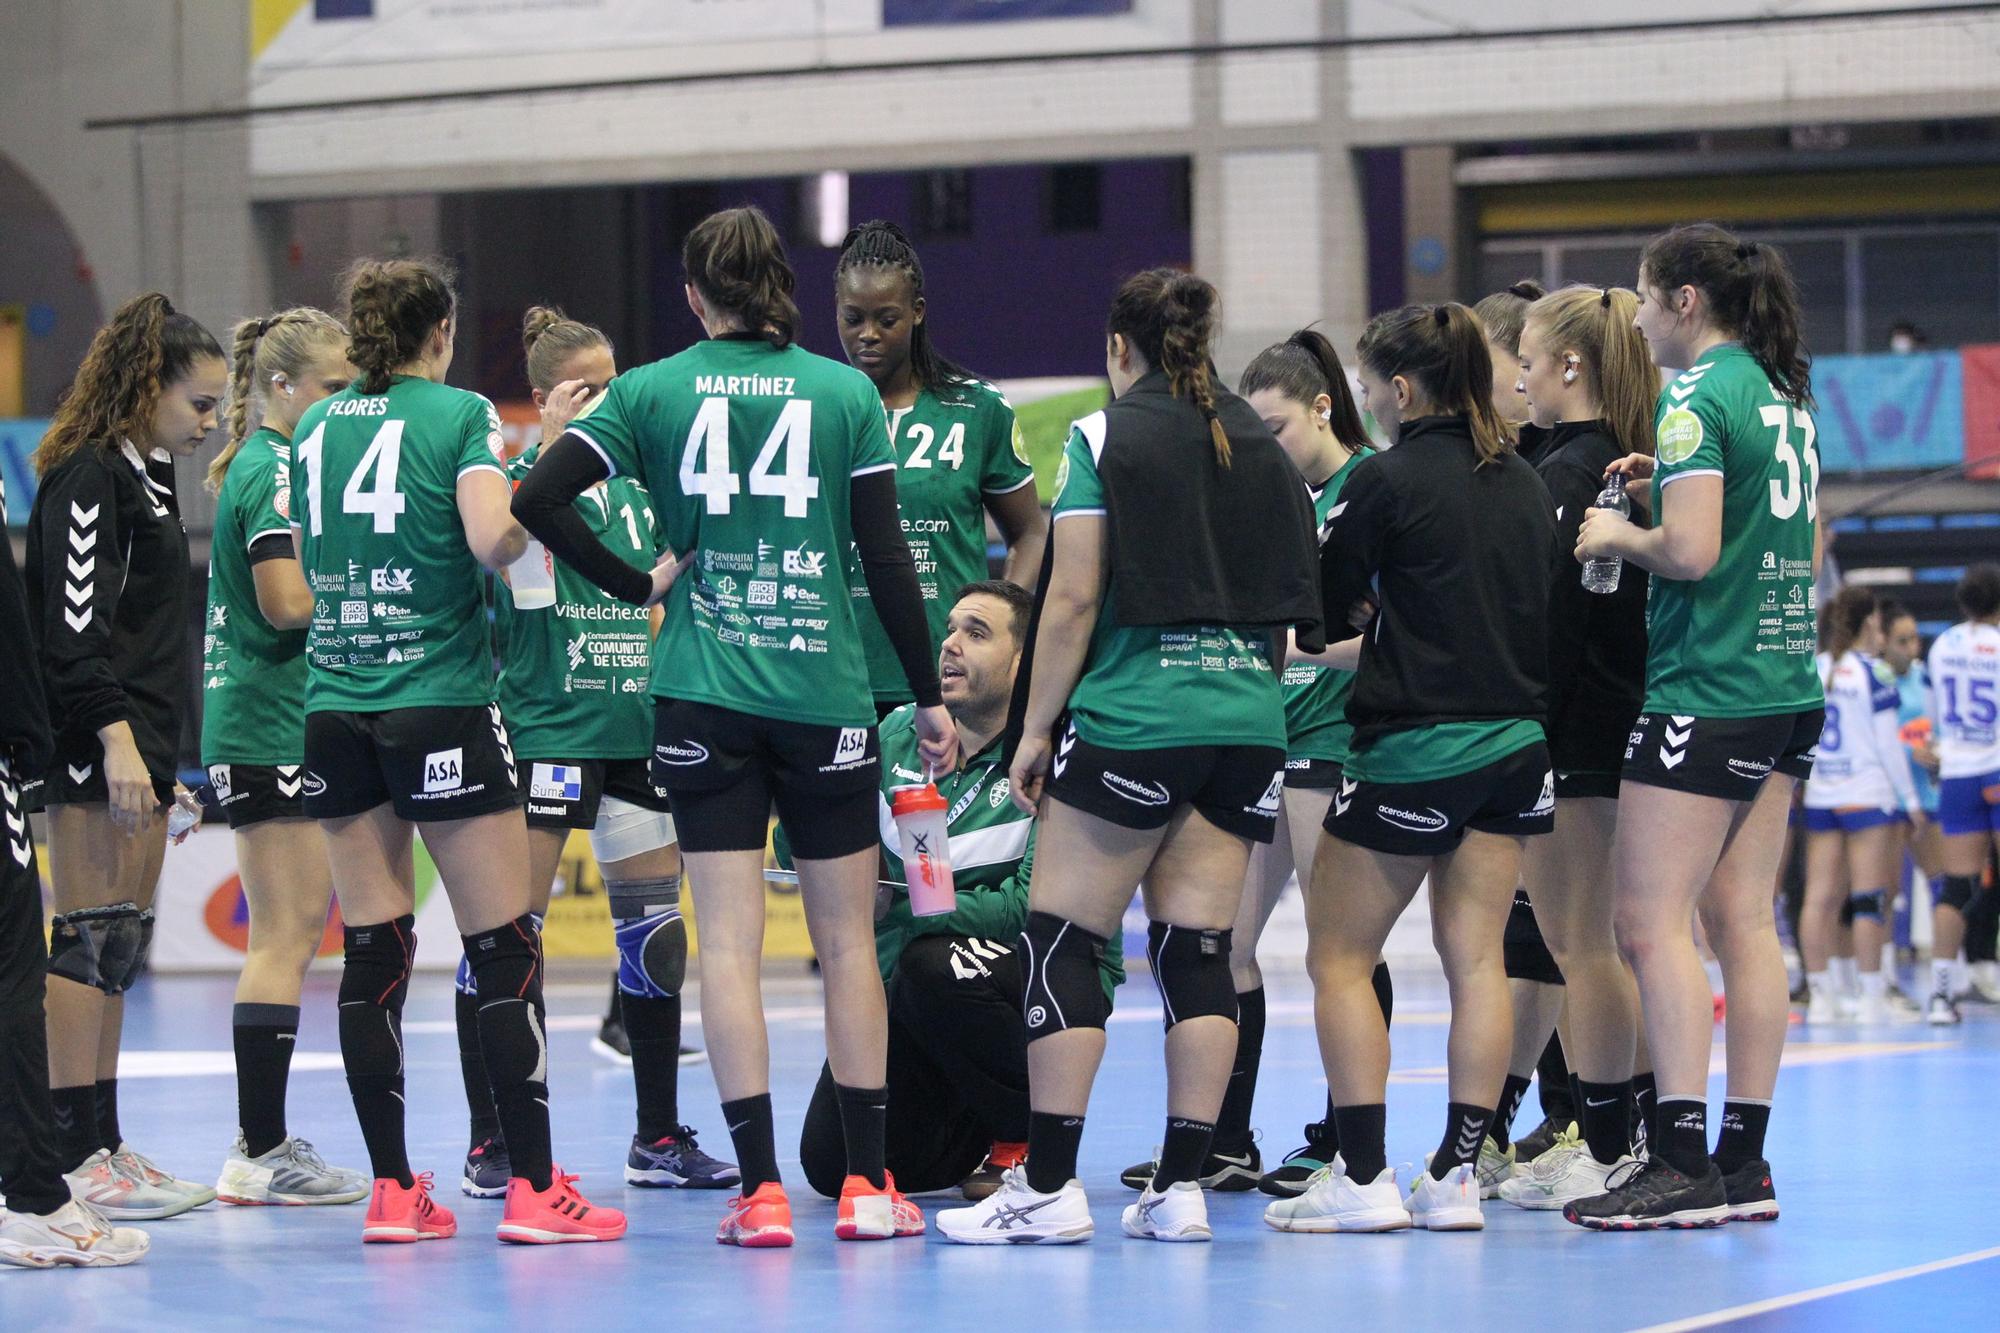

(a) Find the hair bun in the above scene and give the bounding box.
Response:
[521,304,567,352]
[1507,280,1546,302]
[1736,241,1758,260]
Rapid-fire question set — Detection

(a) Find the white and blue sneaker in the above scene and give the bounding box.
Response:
[624,1127,740,1189]
[1262,1157,1410,1233]
[1121,1180,1211,1242]
[937,1167,1094,1245]
[217,1135,370,1206]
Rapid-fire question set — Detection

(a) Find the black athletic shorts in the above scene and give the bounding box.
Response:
[1284,756,1345,790]
[1504,887,1565,985]
[32,742,174,812]
[303,704,522,822]
[205,763,307,829]
[1621,707,1824,803]
[1323,741,1555,857]
[1554,769,1621,800]
[651,699,879,860]
[1044,717,1285,844]
[521,756,671,830]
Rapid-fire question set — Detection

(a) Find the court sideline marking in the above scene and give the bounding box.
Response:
[1629,1246,2000,1332]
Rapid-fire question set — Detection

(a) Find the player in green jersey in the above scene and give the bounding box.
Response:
[514,207,956,1248]
[1570,224,1824,1230]
[943,270,1319,1247]
[833,221,1046,710]
[461,306,734,1198]
[294,259,624,1245]
[201,307,370,1207]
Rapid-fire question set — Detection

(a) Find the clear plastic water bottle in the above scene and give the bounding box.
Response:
[1582,472,1630,595]
[889,779,956,917]
[506,538,557,610]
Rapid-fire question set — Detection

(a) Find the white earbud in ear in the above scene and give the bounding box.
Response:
[1319,409,1331,422]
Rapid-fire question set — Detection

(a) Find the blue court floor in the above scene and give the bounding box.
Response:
[4,964,1997,1331]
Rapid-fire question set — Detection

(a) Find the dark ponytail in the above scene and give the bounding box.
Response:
[341,257,457,395]
[1641,223,1813,409]
[1357,303,1510,464]
[835,219,971,390]
[1106,267,1230,466]
[1238,327,1370,451]
[682,206,801,351]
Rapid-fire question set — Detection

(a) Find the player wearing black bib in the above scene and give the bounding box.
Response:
[1568,226,1824,1230]
[515,207,956,1248]
[204,308,370,1206]
[26,295,225,1220]
[295,259,623,1246]
[1267,305,1557,1237]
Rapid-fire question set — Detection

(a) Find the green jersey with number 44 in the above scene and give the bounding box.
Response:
[1646,343,1823,718]
[568,336,894,728]
[290,376,509,714]
[201,427,306,765]
[855,380,1033,702]
[495,447,659,760]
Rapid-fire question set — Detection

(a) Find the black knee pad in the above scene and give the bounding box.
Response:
[1938,875,1976,913]
[339,916,415,1011]
[1147,921,1238,1031]
[1838,895,1858,928]
[1019,911,1110,1039]
[465,915,548,1087]
[609,876,687,999]
[463,914,541,1005]
[1847,890,1887,923]
[47,903,152,996]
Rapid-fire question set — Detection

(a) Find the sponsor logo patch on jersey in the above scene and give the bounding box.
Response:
[371,566,414,595]
[1656,408,1704,465]
[340,600,367,626]
[782,545,826,577]
[990,778,1011,808]
[530,763,584,802]
[424,748,465,793]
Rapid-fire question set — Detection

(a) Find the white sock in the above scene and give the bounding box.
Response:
[1880,942,1898,975]
[1831,957,1859,993]
[1953,955,1971,994]
[1932,957,1956,999]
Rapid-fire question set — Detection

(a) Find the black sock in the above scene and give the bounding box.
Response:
[51,1084,99,1172]
[1567,1072,1584,1127]
[1152,1116,1217,1191]
[1488,1074,1531,1149]
[94,1077,121,1153]
[233,1003,299,1158]
[1577,1079,1631,1166]
[722,1093,780,1192]
[623,991,682,1142]
[1316,1091,1340,1152]
[1654,1097,1710,1177]
[605,971,623,1025]
[1334,1104,1388,1182]
[339,915,417,1188]
[1631,1070,1657,1152]
[1712,1098,1772,1173]
[1213,986,1265,1154]
[834,1083,889,1189]
[1026,1110,1085,1193]
[1537,1033,1575,1122]
[1433,1102,1492,1180]
[1371,960,1394,1022]
[464,916,553,1192]
[454,983,500,1148]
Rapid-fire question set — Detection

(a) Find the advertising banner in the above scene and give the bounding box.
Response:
[1812,351,1964,474]
[884,0,1133,24]
[0,418,47,526]
[1960,344,2000,480]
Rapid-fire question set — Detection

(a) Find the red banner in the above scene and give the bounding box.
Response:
[1963,344,2000,481]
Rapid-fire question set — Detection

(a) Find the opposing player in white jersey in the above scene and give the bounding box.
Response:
[1799,587,1922,1025]
[1923,564,2000,1024]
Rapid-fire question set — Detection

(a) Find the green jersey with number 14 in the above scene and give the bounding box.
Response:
[290,375,509,714]
[1646,343,1823,718]
[568,336,894,729]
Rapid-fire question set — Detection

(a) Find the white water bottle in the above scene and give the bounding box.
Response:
[1582,472,1630,595]
[507,538,556,610]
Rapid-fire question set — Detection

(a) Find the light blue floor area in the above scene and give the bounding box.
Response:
[4,965,1997,1331]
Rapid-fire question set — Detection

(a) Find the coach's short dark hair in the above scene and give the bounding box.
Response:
[955,579,1034,646]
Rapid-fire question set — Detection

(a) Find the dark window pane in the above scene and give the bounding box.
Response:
[1048,163,1103,234]
[1777,238,1850,358]
[1560,243,1644,292]
[1862,231,2000,351]
[1476,247,1546,300]
[912,169,974,239]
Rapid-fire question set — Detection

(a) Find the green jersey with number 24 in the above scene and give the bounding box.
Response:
[1646,343,1823,718]
[568,336,894,729]
[290,376,509,714]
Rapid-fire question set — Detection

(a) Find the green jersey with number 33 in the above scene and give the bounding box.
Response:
[568,336,894,729]
[1646,343,1823,718]
[290,375,509,713]
[854,380,1033,703]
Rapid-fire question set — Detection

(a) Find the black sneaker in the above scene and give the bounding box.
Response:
[1563,1157,1730,1230]
[1258,1122,1336,1197]
[961,1144,1028,1200]
[461,1136,511,1199]
[1118,1142,1262,1192]
[1513,1113,1564,1164]
[624,1126,740,1189]
[1716,1157,1778,1222]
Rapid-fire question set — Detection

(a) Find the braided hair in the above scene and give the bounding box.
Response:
[835,220,972,392]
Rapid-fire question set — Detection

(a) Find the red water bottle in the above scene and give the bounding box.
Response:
[889,779,956,917]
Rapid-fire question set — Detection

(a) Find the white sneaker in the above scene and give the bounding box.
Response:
[0,1199,149,1268]
[936,1167,1094,1245]
[64,1150,202,1221]
[1121,1180,1211,1242]
[1970,961,2000,1003]
[217,1134,371,1205]
[1474,1137,1515,1198]
[1927,992,1962,1026]
[1497,1125,1638,1210]
[1804,983,1840,1025]
[1262,1157,1410,1233]
[109,1144,217,1209]
[1406,1162,1484,1230]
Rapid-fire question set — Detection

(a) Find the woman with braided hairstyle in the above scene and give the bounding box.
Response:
[202,308,372,1206]
[834,221,1046,713]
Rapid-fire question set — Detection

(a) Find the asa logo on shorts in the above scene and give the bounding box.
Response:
[1527,771,1555,817]
[1101,771,1170,807]
[208,765,233,802]
[1248,770,1284,816]
[1377,804,1449,833]
[823,727,872,772]
[530,763,583,802]
[424,748,465,794]
[656,741,710,766]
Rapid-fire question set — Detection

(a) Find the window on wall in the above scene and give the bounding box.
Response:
[1048,163,1103,234]
[1862,231,2000,350]
[912,169,974,239]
